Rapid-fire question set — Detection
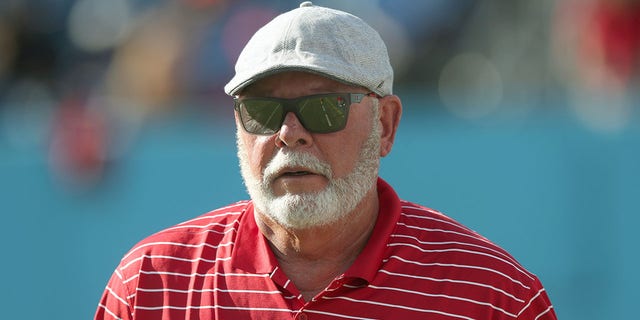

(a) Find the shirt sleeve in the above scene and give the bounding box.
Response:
[516,277,557,320]
[94,267,134,320]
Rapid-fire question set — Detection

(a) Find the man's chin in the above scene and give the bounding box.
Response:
[270,189,322,199]
[270,176,329,196]
[261,194,337,228]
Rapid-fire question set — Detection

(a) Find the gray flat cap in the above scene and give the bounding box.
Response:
[224,1,393,96]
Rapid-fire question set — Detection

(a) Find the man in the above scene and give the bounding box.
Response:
[96,2,557,319]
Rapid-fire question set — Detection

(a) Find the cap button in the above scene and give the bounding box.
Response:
[300,1,313,8]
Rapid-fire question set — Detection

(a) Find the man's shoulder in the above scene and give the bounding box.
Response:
[393,200,538,285]
[396,200,493,244]
[119,201,251,266]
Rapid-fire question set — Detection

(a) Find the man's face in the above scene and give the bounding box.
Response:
[235,71,381,229]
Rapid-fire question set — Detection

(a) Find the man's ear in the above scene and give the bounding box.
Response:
[377,95,402,157]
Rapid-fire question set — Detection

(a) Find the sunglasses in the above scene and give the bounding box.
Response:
[234,92,376,135]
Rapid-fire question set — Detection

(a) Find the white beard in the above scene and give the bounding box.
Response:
[237,110,381,230]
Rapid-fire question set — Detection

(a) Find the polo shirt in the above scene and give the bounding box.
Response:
[95,178,557,320]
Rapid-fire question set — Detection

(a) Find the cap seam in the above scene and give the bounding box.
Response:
[279,10,295,63]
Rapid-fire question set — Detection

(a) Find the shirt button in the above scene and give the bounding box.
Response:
[297,312,308,320]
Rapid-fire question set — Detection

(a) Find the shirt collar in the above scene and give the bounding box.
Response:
[231,178,402,281]
[343,178,401,282]
[231,202,279,274]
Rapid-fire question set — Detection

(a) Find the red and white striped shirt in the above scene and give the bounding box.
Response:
[95,179,556,320]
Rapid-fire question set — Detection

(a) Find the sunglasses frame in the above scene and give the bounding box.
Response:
[234,92,375,135]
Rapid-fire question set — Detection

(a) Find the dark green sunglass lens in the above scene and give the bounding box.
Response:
[241,100,283,134]
[298,96,348,133]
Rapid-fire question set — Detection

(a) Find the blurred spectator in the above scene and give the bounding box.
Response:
[581,0,640,85]
[49,93,108,189]
[552,0,640,132]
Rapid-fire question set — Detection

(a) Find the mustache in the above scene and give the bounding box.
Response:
[263,151,332,183]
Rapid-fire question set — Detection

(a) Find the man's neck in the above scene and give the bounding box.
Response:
[255,190,379,301]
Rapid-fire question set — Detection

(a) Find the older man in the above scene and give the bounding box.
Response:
[96,2,557,319]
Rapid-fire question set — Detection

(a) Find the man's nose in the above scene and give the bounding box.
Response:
[275,112,313,148]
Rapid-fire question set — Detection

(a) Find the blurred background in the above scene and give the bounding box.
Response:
[1,0,639,318]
